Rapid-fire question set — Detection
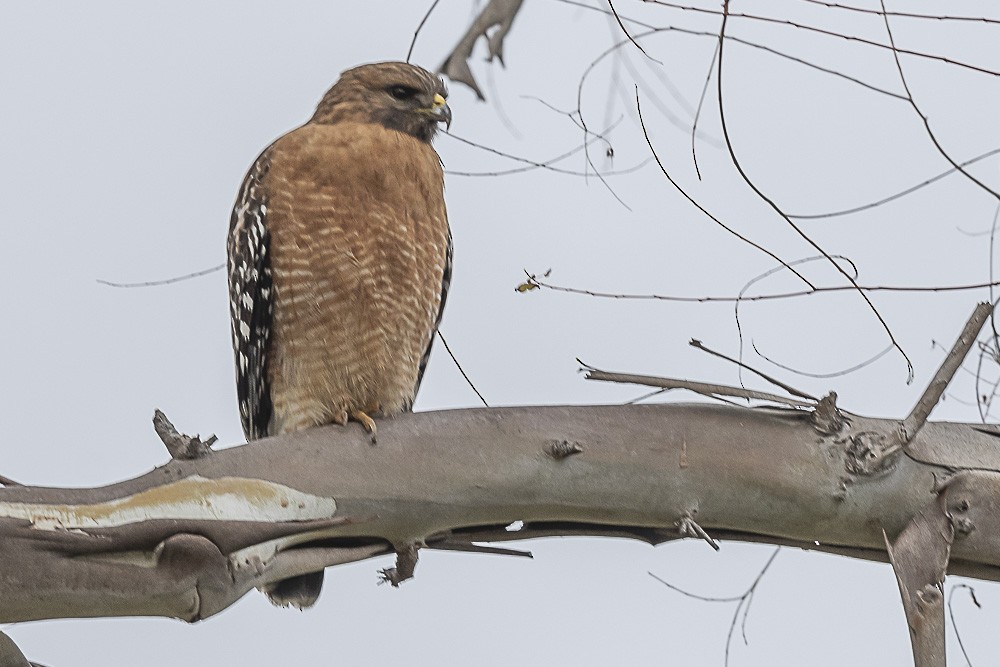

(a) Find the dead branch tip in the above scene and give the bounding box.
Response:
[438,0,525,100]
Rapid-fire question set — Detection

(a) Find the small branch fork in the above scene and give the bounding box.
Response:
[650,548,780,666]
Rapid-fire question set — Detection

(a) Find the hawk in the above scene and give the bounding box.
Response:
[227,62,453,608]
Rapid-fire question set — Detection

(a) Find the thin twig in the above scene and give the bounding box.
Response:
[716,0,912,382]
[650,547,780,667]
[635,89,814,288]
[879,0,1000,202]
[583,366,814,408]
[437,330,489,407]
[897,302,993,448]
[753,341,893,379]
[801,0,1000,25]
[567,11,907,104]
[406,0,442,63]
[97,263,225,288]
[690,339,817,401]
[645,1,1000,77]
[607,0,659,62]
[443,130,648,178]
[691,40,719,180]
[733,254,857,388]
[530,274,1000,303]
[947,583,982,667]
[787,148,1000,220]
[988,205,1000,353]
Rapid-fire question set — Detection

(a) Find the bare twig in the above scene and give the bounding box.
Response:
[754,341,894,379]
[443,130,649,178]
[802,0,1000,25]
[715,0,912,382]
[894,304,993,451]
[569,12,907,105]
[691,39,719,180]
[606,0,659,62]
[733,254,857,387]
[650,548,780,666]
[583,365,814,408]
[529,273,1000,303]
[97,263,225,288]
[645,1,1000,77]
[436,329,489,407]
[690,339,818,401]
[787,148,1000,220]
[406,0,442,63]
[635,89,813,288]
[879,0,1000,202]
[947,583,982,667]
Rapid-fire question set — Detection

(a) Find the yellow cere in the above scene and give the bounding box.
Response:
[433,93,447,108]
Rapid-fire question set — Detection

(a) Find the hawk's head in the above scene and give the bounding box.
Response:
[311,62,451,143]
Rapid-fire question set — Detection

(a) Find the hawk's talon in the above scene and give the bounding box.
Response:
[350,409,378,445]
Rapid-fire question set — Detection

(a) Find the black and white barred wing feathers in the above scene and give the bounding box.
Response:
[227,150,274,441]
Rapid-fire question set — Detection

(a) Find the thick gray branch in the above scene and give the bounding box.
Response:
[3,402,1000,624]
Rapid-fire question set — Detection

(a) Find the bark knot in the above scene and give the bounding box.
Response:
[845,431,897,476]
[810,392,844,435]
[546,439,584,460]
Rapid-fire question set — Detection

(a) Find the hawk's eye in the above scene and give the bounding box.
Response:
[388,85,418,100]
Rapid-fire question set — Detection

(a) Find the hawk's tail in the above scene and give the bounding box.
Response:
[260,570,324,610]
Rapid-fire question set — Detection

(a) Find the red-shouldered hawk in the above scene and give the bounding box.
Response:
[227,62,452,608]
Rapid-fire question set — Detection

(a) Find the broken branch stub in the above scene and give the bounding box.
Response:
[153,409,216,460]
[438,0,525,100]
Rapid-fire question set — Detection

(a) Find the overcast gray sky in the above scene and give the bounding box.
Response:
[2,1,999,664]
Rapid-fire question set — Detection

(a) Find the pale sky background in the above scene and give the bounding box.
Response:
[2,1,999,665]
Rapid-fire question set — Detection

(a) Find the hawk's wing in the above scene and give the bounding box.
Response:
[411,229,453,404]
[227,150,274,440]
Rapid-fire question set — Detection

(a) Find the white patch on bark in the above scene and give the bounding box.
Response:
[0,475,337,531]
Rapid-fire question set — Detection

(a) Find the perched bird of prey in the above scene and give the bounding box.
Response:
[227,61,453,608]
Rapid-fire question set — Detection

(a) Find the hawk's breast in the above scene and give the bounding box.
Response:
[263,122,450,435]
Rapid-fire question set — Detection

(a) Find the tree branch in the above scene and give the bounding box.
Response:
[4,395,1000,624]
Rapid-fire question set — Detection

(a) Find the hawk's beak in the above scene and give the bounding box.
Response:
[430,93,452,131]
